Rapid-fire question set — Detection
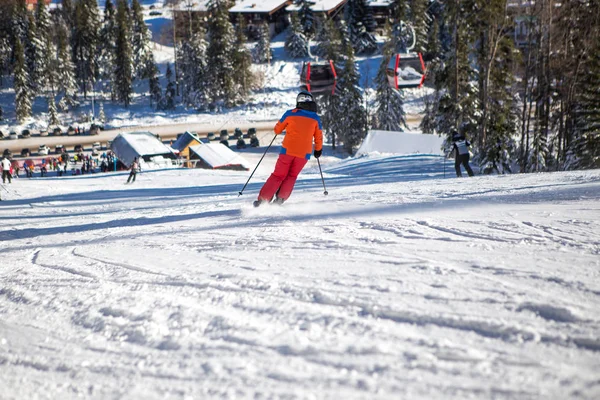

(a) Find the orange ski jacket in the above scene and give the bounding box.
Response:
[274,108,323,159]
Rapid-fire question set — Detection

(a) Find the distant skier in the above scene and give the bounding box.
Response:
[1,156,11,184]
[254,91,323,207]
[126,157,140,184]
[451,129,474,177]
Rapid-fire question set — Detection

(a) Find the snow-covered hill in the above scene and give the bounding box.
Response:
[1,150,599,399]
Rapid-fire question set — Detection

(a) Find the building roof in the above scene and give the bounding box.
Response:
[230,0,291,14]
[189,144,250,170]
[286,0,347,14]
[368,0,393,7]
[110,131,174,167]
[171,131,202,152]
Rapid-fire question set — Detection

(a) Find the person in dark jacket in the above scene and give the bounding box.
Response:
[127,157,140,183]
[451,129,474,177]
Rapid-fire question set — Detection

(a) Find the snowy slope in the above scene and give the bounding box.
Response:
[0,151,599,400]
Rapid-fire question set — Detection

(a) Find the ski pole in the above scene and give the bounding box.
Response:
[238,134,277,196]
[317,157,328,196]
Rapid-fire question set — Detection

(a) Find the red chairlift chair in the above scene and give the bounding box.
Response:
[386,52,427,90]
[300,60,338,95]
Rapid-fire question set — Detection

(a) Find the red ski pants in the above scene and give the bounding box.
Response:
[258,154,308,202]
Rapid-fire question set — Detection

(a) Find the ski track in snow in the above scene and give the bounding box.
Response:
[0,157,599,400]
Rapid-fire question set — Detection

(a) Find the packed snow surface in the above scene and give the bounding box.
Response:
[0,151,599,400]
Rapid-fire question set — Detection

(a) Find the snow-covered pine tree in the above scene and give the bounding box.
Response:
[164,63,176,110]
[60,0,75,30]
[315,17,344,150]
[56,21,79,111]
[373,27,407,132]
[47,96,60,126]
[478,34,519,174]
[232,16,253,100]
[98,102,106,125]
[285,13,308,58]
[73,0,100,98]
[25,14,39,95]
[114,0,133,107]
[205,0,237,107]
[344,0,377,55]
[14,38,32,124]
[131,0,153,80]
[253,21,272,64]
[0,37,11,88]
[12,0,29,43]
[315,17,342,60]
[147,54,162,110]
[422,0,479,141]
[566,5,600,170]
[338,38,367,154]
[98,0,117,98]
[296,0,314,37]
[409,0,429,53]
[34,0,51,93]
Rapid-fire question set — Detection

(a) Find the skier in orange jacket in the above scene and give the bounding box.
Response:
[254,91,323,207]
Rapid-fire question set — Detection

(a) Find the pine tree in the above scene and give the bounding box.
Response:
[25,14,39,95]
[285,13,309,58]
[422,0,479,142]
[164,63,176,110]
[409,0,429,53]
[253,21,272,64]
[338,39,367,154]
[316,18,344,150]
[478,34,519,174]
[73,0,101,97]
[12,0,29,43]
[131,0,153,79]
[315,17,342,60]
[373,30,407,132]
[147,54,162,110]
[56,21,79,111]
[296,0,314,37]
[0,37,9,87]
[232,16,253,100]
[567,4,600,169]
[34,0,51,93]
[98,0,117,98]
[98,102,106,125]
[14,38,32,124]
[177,30,208,108]
[344,0,377,55]
[205,0,237,107]
[114,0,133,106]
[47,96,60,126]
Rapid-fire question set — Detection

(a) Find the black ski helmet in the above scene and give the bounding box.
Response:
[296,90,317,112]
[451,129,462,141]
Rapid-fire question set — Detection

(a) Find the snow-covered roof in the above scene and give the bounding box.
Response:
[286,0,347,13]
[173,0,211,12]
[171,131,202,152]
[189,143,250,170]
[111,131,175,167]
[356,130,445,156]
[368,0,393,7]
[229,0,291,14]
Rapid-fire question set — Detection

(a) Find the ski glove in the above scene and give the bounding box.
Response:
[313,149,322,158]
